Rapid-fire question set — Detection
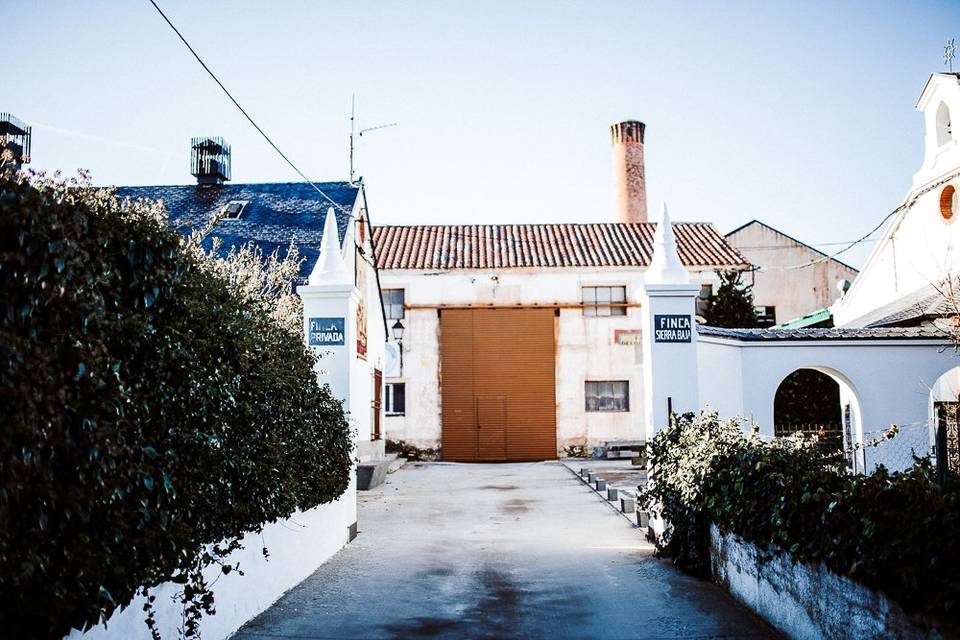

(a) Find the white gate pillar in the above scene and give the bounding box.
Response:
[297,209,359,528]
[641,203,701,441]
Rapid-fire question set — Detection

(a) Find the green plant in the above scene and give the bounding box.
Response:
[702,270,758,328]
[641,412,960,622]
[0,172,352,639]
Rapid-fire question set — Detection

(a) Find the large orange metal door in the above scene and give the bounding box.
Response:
[440,308,556,461]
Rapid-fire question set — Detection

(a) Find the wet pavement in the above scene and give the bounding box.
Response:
[233,462,774,640]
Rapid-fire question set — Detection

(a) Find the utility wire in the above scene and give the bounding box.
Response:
[146,0,350,215]
[772,168,960,271]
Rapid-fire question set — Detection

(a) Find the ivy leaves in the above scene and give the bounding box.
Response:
[0,174,352,639]
[642,412,959,624]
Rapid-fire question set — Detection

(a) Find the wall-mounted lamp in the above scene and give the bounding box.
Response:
[391,319,405,374]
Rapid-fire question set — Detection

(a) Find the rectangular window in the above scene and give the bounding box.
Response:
[585,381,629,412]
[382,289,405,320]
[385,382,406,415]
[755,306,776,327]
[582,286,627,317]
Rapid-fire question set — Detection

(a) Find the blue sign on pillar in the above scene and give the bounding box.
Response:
[308,317,345,346]
[653,314,692,343]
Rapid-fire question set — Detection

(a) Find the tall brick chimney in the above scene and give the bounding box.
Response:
[611,120,647,223]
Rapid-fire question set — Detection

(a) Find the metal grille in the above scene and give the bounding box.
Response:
[190,136,231,182]
[0,112,31,164]
[774,423,844,457]
[936,402,960,477]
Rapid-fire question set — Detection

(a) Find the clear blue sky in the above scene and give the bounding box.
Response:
[7,1,959,266]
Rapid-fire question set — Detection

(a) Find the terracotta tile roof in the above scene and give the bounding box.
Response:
[372,223,749,271]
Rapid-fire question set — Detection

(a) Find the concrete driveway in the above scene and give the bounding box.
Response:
[234,462,773,640]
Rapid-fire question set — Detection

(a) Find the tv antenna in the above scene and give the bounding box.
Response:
[946,38,957,72]
[349,94,397,184]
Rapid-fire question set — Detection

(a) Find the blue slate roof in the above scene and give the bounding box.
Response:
[115,182,360,281]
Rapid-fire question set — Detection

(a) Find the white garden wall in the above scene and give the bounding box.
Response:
[710,525,937,640]
[697,334,956,472]
[66,480,356,640]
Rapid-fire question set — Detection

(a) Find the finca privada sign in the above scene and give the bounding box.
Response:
[308,317,345,346]
[653,314,692,343]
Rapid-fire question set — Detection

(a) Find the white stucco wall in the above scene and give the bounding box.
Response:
[67,489,356,640]
[835,74,960,326]
[380,266,722,454]
[697,334,957,472]
[711,525,935,640]
[340,200,387,455]
[726,222,858,324]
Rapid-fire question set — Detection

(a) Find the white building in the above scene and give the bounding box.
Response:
[372,122,750,460]
[834,72,960,329]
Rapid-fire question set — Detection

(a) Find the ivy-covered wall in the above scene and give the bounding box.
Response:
[640,413,959,632]
[0,174,353,639]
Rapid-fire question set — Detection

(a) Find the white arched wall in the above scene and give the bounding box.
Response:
[770,366,865,472]
[697,336,958,472]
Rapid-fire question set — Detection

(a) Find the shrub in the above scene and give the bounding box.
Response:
[0,173,352,639]
[641,413,960,621]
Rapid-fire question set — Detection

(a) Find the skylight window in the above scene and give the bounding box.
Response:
[222,200,249,219]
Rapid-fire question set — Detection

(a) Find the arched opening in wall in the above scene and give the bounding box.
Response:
[774,368,858,468]
[930,367,960,480]
[937,102,953,147]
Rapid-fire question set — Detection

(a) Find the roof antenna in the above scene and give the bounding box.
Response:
[348,93,397,185]
[946,38,957,73]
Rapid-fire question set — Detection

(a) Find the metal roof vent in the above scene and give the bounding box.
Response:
[0,113,32,169]
[191,136,231,185]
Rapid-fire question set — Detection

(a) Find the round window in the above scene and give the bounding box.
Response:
[941,184,958,221]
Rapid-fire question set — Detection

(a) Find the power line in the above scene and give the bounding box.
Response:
[774,168,960,271]
[146,0,350,215]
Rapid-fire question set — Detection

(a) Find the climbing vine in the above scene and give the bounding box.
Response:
[641,412,959,622]
[0,172,352,638]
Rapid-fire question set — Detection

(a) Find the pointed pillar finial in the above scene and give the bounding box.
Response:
[308,208,350,285]
[646,202,689,285]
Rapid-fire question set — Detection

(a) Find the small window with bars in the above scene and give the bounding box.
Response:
[585,381,629,412]
[385,383,406,415]
[582,286,627,317]
[382,289,405,320]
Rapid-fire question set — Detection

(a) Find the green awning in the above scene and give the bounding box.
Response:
[775,308,833,329]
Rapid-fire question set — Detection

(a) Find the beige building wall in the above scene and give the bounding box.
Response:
[379,266,723,455]
[726,221,859,325]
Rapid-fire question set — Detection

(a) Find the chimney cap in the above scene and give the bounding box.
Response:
[0,112,32,166]
[610,120,646,145]
[191,136,231,185]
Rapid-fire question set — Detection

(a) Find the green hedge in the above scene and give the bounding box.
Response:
[0,174,352,638]
[640,413,960,622]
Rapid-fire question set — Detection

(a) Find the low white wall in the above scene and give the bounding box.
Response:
[698,335,956,472]
[710,525,933,640]
[67,478,356,640]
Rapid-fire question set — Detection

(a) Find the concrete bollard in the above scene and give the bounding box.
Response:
[620,496,636,514]
[594,478,607,492]
[587,472,597,484]
[637,509,650,528]
[607,487,619,501]
[580,468,590,478]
